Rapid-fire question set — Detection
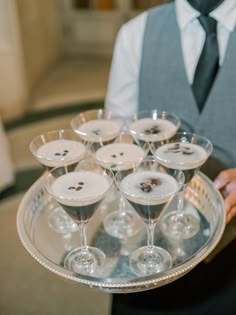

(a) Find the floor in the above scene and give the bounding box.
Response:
[0,55,113,315]
[31,56,111,112]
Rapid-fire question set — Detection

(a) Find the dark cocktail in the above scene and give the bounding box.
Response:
[95,140,148,239]
[128,110,180,145]
[30,129,87,234]
[71,109,123,149]
[44,164,114,275]
[153,132,213,239]
[117,158,184,276]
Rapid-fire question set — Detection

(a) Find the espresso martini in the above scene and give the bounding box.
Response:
[95,142,146,171]
[120,170,179,221]
[51,170,111,222]
[154,142,208,170]
[76,119,121,143]
[36,139,86,168]
[129,118,178,142]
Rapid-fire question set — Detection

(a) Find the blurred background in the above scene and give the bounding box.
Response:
[0,0,166,121]
[0,1,168,315]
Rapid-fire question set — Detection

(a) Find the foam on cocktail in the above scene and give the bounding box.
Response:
[129,118,178,142]
[51,171,111,206]
[37,139,86,167]
[154,142,208,170]
[77,119,121,142]
[95,143,146,170]
[120,171,178,205]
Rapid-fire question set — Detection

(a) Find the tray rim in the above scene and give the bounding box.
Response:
[16,171,226,292]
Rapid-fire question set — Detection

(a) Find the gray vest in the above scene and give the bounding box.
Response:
[139,3,236,168]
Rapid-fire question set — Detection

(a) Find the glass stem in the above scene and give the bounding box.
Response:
[146,220,156,250]
[177,187,185,214]
[119,193,126,217]
[79,222,88,251]
[175,184,187,223]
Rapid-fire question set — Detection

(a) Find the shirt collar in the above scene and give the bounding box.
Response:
[176,0,236,32]
[176,0,200,30]
[210,0,236,32]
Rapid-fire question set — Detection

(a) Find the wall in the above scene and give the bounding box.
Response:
[0,0,28,121]
[17,0,62,99]
[0,0,61,121]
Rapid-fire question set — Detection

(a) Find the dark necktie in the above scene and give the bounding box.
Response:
[192,16,219,112]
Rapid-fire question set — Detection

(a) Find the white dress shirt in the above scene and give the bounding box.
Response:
[105,0,236,118]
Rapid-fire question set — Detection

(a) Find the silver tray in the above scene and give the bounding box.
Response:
[17,171,225,293]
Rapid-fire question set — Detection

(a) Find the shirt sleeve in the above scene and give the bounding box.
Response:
[105,15,146,120]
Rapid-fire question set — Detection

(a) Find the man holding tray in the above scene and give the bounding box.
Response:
[105,0,236,313]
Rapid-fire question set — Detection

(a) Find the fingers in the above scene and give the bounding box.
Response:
[224,190,236,223]
[211,169,236,223]
[220,179,236,198]
[226,206,236,224]
[214,169,236,190]
[222,179,236,196]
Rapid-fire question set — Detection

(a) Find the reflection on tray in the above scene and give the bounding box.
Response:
[17,172,225,293]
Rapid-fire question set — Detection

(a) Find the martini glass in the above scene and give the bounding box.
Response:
[71,109,123,151]
[94,134,149,239]
[127,110,180,146]
[152,132,213,239]
[43,161,114,275]
[116,157,184,276]
[30,129,88,235]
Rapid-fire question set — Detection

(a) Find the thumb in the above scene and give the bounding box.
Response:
[214,169,236,190]
[224,190,236,222]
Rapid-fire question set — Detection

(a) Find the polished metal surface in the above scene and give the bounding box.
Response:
[17,171,225,293]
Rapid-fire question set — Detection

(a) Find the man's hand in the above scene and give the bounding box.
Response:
[214,169,236,223]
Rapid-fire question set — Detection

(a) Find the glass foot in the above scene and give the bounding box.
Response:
[48,207,78,234]
[64,246,106,275]
[103,209,140,239]
[130,246,172,276]
[161,211,200,240]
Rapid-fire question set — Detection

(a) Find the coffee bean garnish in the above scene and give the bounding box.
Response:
[92,130,100,135]
[150,127,160,134]
[54,149,70,157]
[68,181,84,191]
[111,152,124,158]
[182,146,193,154]
[166,144,193,155]
[140,182,152,192]
[173,143,180,148]
[140,177,162,193]
[182,149,193,155]
[150,178,161,186]
[144,125,160,135]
